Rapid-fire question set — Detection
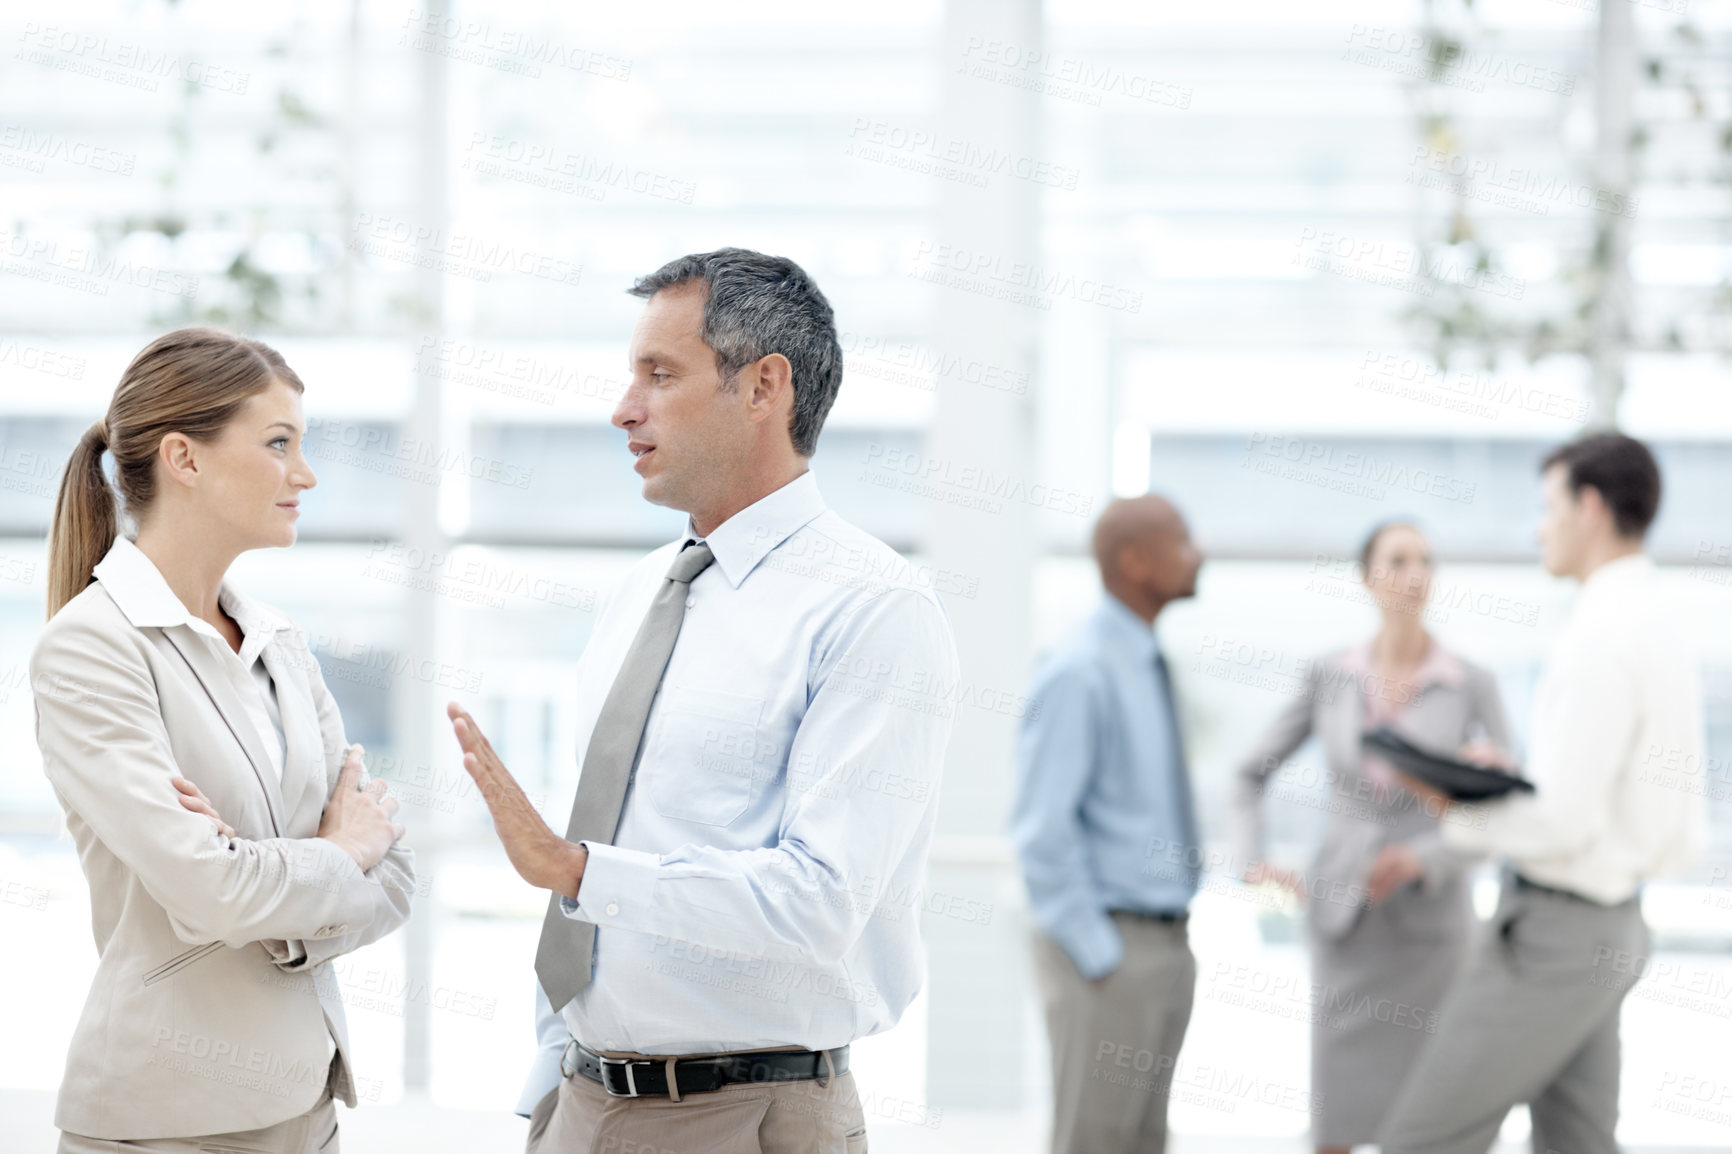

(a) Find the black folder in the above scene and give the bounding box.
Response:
[1362,725,1536,801]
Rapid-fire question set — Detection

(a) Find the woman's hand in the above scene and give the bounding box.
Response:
[317,745,404,872]
[172,776,235,840]
[1245,861,1306,900]
[1366,844,1424,904]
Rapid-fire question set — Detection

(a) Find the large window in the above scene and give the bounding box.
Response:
[4,2,1731,1150]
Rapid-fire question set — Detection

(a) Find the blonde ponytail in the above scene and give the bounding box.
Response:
[45,421,118,619]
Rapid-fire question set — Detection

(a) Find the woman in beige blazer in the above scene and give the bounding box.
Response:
[31,328,414,1153]
[1230,521,1512,1154]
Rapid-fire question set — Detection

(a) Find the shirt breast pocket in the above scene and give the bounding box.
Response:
[644,686,765,826]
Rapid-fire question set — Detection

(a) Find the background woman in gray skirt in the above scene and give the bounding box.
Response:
[1230,520,1514,1154]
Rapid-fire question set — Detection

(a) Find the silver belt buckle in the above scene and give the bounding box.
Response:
[598,1054,641,1097]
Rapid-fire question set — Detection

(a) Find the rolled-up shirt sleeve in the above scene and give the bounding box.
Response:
[1443,642,1635,862]
[561,587,957,966]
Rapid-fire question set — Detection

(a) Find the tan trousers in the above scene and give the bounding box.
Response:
[525,1052,868,1154]
[1032,912,1196,1154]
[57,1086,338,1154]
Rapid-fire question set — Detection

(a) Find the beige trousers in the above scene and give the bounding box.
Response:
[525,1052,868,1154]
[1031,912,1196,1154]
[57,1086,338,1154]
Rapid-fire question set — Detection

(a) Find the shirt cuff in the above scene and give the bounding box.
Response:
[1051,908,1124,982]
[515,1042,565,1118]
[260,936,310,970]
[560,841,661,930]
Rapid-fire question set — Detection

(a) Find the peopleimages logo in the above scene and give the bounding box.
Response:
[911,241,1143,313]
[0,338,86,379]
[15,23,251,94]
[348,212,583,287]
[0,229,200,300]
[397,9,632,81]
[1406,146,1637,219]
[305,417,534,490]
[1341,25,1575,96]
[839,330,1029,396]
[462,132,695,204]
[957,37,1193,109]
[0,125,135,175]
[861,442,1094,518]
[846,119,1081,191]
[1292,228,1525,301]
[1354,349,1590,425]
[1242,433,1478,504]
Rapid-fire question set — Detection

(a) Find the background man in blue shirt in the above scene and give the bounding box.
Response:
[1014,494,1205,1154]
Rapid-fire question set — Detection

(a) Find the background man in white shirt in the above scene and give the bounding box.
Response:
[1381,433,1708,1154]
[446,248,959,1154]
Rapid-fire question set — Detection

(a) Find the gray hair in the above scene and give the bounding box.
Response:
[628,248,843,456]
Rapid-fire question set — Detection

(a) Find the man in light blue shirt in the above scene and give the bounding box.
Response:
[1014,494,1205,1154]
[448,249,958,1154]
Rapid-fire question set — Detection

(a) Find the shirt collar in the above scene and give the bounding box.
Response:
[1094,592,1160,664]
[1580,552,1653,596]
[92,536,293,661]
[1337,636,1465,690]
[682,471,828,588]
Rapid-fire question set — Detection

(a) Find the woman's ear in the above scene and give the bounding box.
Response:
[158,432,200,489]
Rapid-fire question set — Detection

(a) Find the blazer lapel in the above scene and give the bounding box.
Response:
[162,627,287,836]
[260,642,324,824]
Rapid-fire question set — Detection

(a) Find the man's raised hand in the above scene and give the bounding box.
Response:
[447,701,586,899]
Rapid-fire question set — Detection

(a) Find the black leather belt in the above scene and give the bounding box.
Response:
[1511,873,1588,903]
[561,1041,849,1098]
[1108,908,1188,924]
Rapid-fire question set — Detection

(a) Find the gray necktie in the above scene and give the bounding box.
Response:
[1154,650,1202,889]
[535,540,715,1012]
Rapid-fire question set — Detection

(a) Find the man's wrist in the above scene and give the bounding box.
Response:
[552,840,588,900]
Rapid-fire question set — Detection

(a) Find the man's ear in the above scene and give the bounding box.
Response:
[1114,541,1147,584]
[158,433,200,490]
[1578,483,1614,535]
[744,353,793,424]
